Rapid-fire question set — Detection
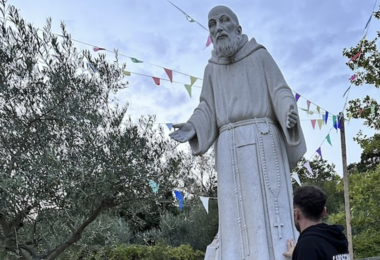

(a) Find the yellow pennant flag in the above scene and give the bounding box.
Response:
[190,76,197,86]
[123,71,131,76]
[317,119,323,129]
[316,106,321,114]
[348,112,352,122]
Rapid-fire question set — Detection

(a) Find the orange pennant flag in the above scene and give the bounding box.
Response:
[152,77,160,86]
[164,68,173,83]
[311,119,316,129]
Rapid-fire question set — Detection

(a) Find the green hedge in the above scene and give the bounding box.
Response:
[63,242,205,260]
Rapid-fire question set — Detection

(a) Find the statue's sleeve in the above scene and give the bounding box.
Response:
[187,65,218,155]
[260,50,307,169]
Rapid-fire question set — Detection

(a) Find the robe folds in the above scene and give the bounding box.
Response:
[188,35,307,260]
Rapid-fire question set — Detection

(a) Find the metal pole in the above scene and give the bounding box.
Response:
[339,113,354,259]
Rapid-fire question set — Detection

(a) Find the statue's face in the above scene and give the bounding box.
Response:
[208,6,242,57]
[208,12,239,45]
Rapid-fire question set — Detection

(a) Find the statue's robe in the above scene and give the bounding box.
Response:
[187,35,307,260]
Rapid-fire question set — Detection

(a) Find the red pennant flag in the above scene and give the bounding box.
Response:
[311,119,316,129]
[164,68,173,83]
[349,50,361,61]
[93,46,106,52]
[307,100,311,111]
[359,109,363,115]
[152,77,160,86]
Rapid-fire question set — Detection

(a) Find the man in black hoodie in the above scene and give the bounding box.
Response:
[283,185,350,260]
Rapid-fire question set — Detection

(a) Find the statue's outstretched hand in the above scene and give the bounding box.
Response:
[282,238,296,258]
[169,123,196,143]
[287,105,298,129]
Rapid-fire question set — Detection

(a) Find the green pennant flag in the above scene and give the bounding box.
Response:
[184,84,192,97]
[332,115,337,127]
[131,57,143,63]
[371,105,375,115]
[190,76,197,86]
[326,134,332,146]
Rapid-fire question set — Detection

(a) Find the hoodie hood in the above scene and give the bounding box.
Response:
[301,223,348,253]
[209,34,265,65]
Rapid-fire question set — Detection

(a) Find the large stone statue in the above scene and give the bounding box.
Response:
[170,5,306,260]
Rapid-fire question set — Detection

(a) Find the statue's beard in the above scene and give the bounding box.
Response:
[215,34,241,58]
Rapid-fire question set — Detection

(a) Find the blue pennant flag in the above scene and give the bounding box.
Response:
[174,190,183,210]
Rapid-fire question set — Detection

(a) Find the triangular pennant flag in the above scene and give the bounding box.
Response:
[131,57,143,63]
[190,76,197,86]
[148,180,159,194]
[199,196,209,214]
[174,190,184,210]
[185,14,195,22]
[324,111,329,124]
[87,63,97,73]
[164,68,173,83]
[316,147,323,159]
[295,93,301,102]
[166,123,173,131]
[359,109,363,115]
[304,162,313,176]
[206,35,212,47]
[316,106,321,114]
[311,119,316,129]
[317,119,323,129]
[337,115,342,130]
[307,100,311,112]
[354,64,359,71]
[308,111,314,115]
[364,14,372,31]
[123,71,131,76]
[350,74,357,82]
[93,46,106,52]
[349,50,362,61]
[348,112,352,122]
[371,105,375,116]
[326,134,332,146]
[291,172,302,186]
[152,77,160,86]
[333,115,337,130]
[184,84,192,97]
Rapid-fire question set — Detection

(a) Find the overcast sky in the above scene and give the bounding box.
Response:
[9,0,379,176]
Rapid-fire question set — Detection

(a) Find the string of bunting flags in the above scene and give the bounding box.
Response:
[58,0,378,201]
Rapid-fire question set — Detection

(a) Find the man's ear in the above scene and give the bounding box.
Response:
[322,207,327,218]
[294,208,300,220]
[237,25,242,35]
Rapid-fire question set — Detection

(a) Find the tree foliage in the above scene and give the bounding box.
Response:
[0,2,184,259]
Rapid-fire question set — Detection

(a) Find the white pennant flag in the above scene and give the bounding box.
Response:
[291,172,302,186]
[199,196,209,214]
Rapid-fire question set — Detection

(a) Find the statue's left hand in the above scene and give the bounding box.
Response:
[282,238,296,258]
[287,105,298,129]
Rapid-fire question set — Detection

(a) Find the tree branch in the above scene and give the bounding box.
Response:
[43,199,114,260]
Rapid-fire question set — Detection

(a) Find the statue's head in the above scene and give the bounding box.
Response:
[208,5,243,57]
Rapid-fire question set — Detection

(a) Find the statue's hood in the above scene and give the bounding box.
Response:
[209,34,265,65]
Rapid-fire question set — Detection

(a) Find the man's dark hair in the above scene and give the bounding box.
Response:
[293,185,326,221]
